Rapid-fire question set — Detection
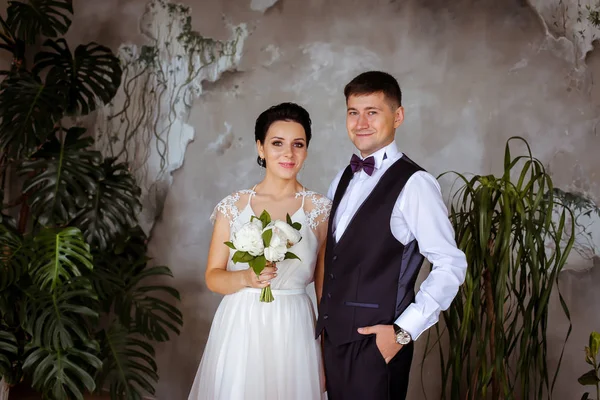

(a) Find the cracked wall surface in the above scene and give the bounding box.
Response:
[93,0,247,234]
[3,0,599,398]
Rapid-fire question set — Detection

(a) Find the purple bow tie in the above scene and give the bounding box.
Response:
[350,154,375,176]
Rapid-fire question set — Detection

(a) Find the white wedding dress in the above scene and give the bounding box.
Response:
[188,189,332,400]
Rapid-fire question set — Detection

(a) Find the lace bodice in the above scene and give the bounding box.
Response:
[210,189,332,290]
[210,189,332,231]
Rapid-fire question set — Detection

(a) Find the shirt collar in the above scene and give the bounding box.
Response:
[359,140,400,170]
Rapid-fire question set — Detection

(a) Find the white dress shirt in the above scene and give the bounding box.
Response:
[327,141,467,341]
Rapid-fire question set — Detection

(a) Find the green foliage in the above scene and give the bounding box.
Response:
[0,1,182,399]
[0,73,65,158]
[19,127,102,226]
[33,38,122,115]
[72,158,141,252]
[6,0,73,44]
[579,331,600,400]
[426,137,575,400]
[95,322,158,400]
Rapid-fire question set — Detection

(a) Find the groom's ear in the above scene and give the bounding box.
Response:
[394,106,404,129]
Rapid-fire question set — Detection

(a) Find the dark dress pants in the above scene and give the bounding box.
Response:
[323,331,414,400]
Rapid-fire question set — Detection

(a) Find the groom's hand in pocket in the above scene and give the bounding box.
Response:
[357,325,402,364]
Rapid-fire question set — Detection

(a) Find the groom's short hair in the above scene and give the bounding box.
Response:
[344,71,402,109]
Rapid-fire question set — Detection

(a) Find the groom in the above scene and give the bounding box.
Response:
[316,71,468,399]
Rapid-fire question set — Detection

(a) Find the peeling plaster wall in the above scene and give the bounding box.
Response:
[5,0,600,398]
[93,0,248,234]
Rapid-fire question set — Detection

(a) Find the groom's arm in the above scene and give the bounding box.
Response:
[392,171,468,341]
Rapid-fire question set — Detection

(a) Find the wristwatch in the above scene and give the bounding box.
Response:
[393,324,412,345]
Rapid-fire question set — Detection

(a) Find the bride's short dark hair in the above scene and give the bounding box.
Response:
[254,102,312,168]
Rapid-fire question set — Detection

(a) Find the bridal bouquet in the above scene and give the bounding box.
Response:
[225,210,302,302]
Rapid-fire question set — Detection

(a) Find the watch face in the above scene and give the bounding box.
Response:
[396,332,411,345]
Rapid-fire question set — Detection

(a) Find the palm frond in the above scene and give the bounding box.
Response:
[427,136,574,399]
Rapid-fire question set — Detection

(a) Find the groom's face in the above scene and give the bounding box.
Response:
[346,92,404,158]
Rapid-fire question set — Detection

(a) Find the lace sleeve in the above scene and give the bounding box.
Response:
[210,190,252,226]
[300,191,333,230]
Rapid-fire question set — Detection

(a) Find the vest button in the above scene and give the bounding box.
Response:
[323,314,329,320]
[333,255,338,261]
[327,293,331,298]
[329,273,335,279]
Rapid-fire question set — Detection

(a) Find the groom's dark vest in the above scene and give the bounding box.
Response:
[316,155,427,346]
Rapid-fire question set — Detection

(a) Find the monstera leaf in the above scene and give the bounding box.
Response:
[23,341,101,400]
[0,222,29,291]
[0,329,18,378]
[115,263,182,342]
[34,38,122,115]
[29,227,93,292]
[6,0,72,44]
[0,73,65,158]
[19,127,102,226]
[24,278,98,350]
[88,227,149,312]
[95,321,158,400]
[0,16,25,68]
[73,158,141,252]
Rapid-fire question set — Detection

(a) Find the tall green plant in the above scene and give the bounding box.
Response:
[0,1,182,399]
[426,137,575,399]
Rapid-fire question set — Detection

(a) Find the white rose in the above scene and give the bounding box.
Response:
[264,245,287,262]
[232,219,264,256]
[273,220,302,247]
[263,228,288,262]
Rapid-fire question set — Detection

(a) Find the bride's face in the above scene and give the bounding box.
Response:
[257,120,308,180]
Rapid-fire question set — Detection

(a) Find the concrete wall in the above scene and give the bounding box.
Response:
[2,0,599,398]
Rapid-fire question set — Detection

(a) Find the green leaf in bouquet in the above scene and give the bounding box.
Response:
[292,222,302,231]
[224,241,236,250]
[580,393,589,400]
[232,251,253,264]
[262,229,272,247]
[259,210,271,228]
[578,369,600,386]
[248,255,266,276]
[284,252,301,261]
[286,213,293,225]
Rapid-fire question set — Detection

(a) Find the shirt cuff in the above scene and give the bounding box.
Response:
[394,304,437,341]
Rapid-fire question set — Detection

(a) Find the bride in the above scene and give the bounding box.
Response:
[187,102,332,400]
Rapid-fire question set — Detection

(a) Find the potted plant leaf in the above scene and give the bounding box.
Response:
[0,1,183,399]
[425,136,575,399]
